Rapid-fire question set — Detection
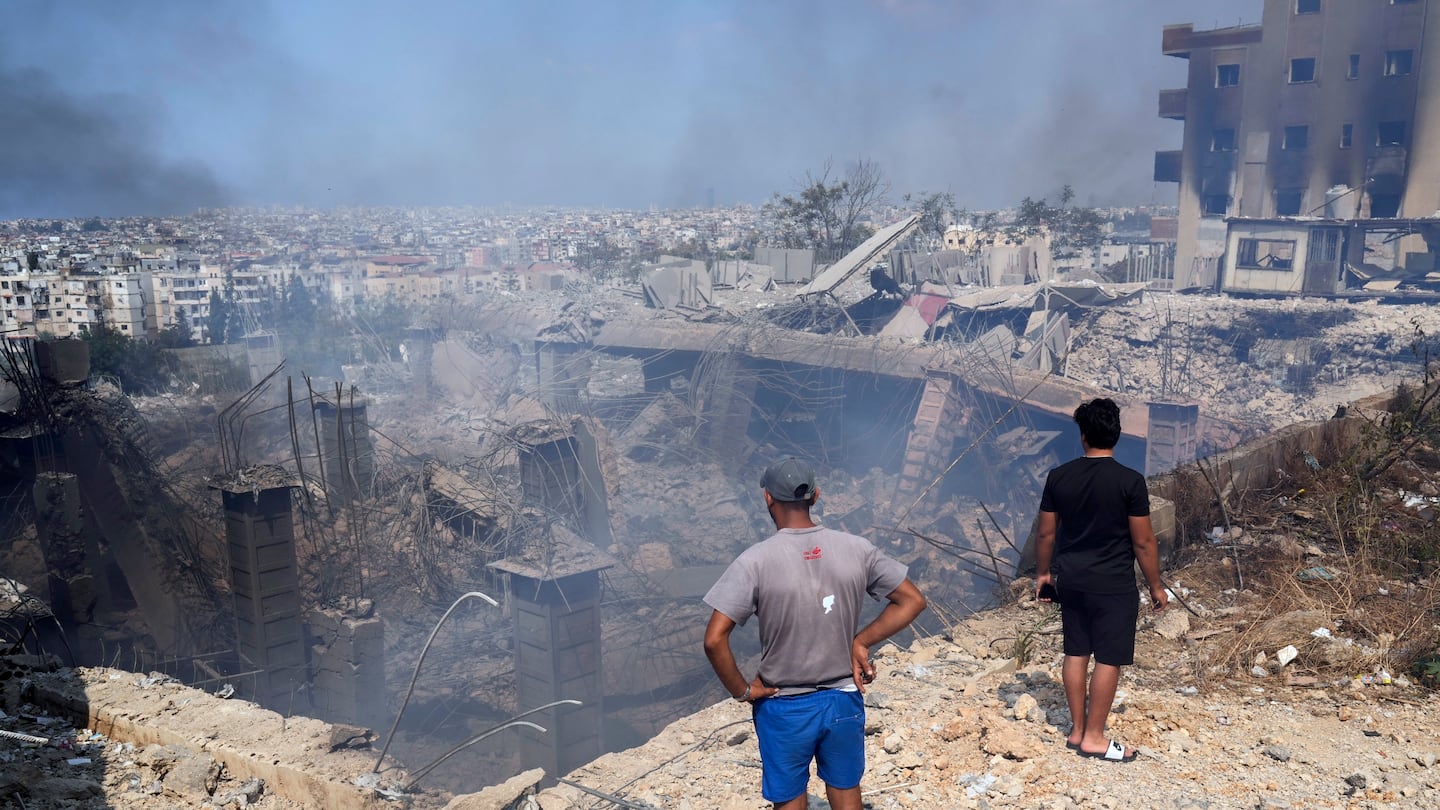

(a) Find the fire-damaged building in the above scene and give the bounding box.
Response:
[1156,0,1440,290]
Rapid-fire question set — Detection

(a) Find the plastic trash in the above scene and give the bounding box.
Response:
[1311,627,1333,639]
[1276,645,1299,667]
[960,773,997,798]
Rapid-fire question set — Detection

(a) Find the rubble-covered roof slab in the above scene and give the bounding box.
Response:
[796,214,921,297]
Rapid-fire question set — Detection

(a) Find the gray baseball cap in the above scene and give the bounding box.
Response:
[761,457,817,502]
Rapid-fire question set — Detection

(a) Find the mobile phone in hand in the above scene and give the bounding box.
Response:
[1037,583,1060,602]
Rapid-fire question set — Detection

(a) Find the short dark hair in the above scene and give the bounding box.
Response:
[1073,398,1122,449]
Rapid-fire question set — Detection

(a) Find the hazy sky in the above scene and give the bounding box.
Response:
[1,0,1260,219]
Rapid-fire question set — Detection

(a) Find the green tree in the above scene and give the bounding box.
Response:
[282,274,316,327]
[352,299,411,363]
[574,241,623,274]
[1007,185,1105,260]
[222,271,245,343]
[764,158,889,259]
[26,251,39,271]
[905,191,959,249]
[155,309,194,349]
[81,328,176,394]
[206,289,230,344]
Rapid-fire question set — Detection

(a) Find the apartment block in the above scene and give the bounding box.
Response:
[1156,0,1438,287]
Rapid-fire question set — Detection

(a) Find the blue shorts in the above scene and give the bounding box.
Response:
[752,688,865,803]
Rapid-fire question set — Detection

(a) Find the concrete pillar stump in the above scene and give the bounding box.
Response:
[490,529,615,781]
[212,470,307,712]
[1146,401,1200,476]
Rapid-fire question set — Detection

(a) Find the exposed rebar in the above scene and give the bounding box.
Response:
[373,589,500,773]
[556,778,659,810]
[403,699,582,789]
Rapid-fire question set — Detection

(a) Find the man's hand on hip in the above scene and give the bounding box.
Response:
[740,675,779,703]
[850,639,876,692]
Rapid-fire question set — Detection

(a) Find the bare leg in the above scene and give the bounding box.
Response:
[1061,654,1089,746]
[824,784,863,810]
[1077,662,1132,756]
[774,794,809,810]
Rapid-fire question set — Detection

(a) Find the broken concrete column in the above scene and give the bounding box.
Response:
[31,472,96,623]
[35,339,90,386]
[1145,401,1200,476]
[895,369,965,502]
[490,531,613,781]
[513,419,614,545]
[570,420,614,548]
[313,393,374,503]
[306,601,385,733]
[214,475,307,712]
[403,326,437,401]
[695,352,756,462]
[517,430,581,517]
[534,342,592,413]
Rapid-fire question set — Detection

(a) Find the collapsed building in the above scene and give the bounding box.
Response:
[4,204,1440,806]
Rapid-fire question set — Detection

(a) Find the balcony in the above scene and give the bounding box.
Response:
[1159,89,1187,120]
[1154,150,1183,183]
[1163,22,1262,58]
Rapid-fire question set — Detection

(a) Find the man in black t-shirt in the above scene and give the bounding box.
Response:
[1034,398,1168,763]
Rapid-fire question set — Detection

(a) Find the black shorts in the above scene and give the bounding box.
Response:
[1057,586,1139,666]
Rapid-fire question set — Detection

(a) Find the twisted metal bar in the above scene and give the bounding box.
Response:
[373,590,499,772]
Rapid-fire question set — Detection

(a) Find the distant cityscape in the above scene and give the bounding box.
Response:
[0,203,1169,345]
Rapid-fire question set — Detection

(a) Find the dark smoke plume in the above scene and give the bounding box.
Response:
[0,63,225,219]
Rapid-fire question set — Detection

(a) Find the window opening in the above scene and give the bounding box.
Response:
[1237,239,1296,270]
[1377,121,1407,146]
[1290,58,1317,83]
[1276,190,1304,216]
[1385,50,1414,76]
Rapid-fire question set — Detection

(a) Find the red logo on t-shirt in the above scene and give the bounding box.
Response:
[803,546,822,561]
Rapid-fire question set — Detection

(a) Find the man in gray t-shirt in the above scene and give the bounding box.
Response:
[703,458,926,810]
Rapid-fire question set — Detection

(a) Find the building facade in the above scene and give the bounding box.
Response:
[1157,0,1437,287]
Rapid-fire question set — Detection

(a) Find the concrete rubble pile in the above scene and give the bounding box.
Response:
[534,544,1440,810]
[1065,295,1440,435]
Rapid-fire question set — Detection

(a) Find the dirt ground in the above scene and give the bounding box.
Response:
[537,544,1440,809]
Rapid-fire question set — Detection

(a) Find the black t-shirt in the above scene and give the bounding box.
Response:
[1039,456,1150,594]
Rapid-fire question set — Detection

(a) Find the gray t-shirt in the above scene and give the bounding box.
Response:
[704,525,910,693]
